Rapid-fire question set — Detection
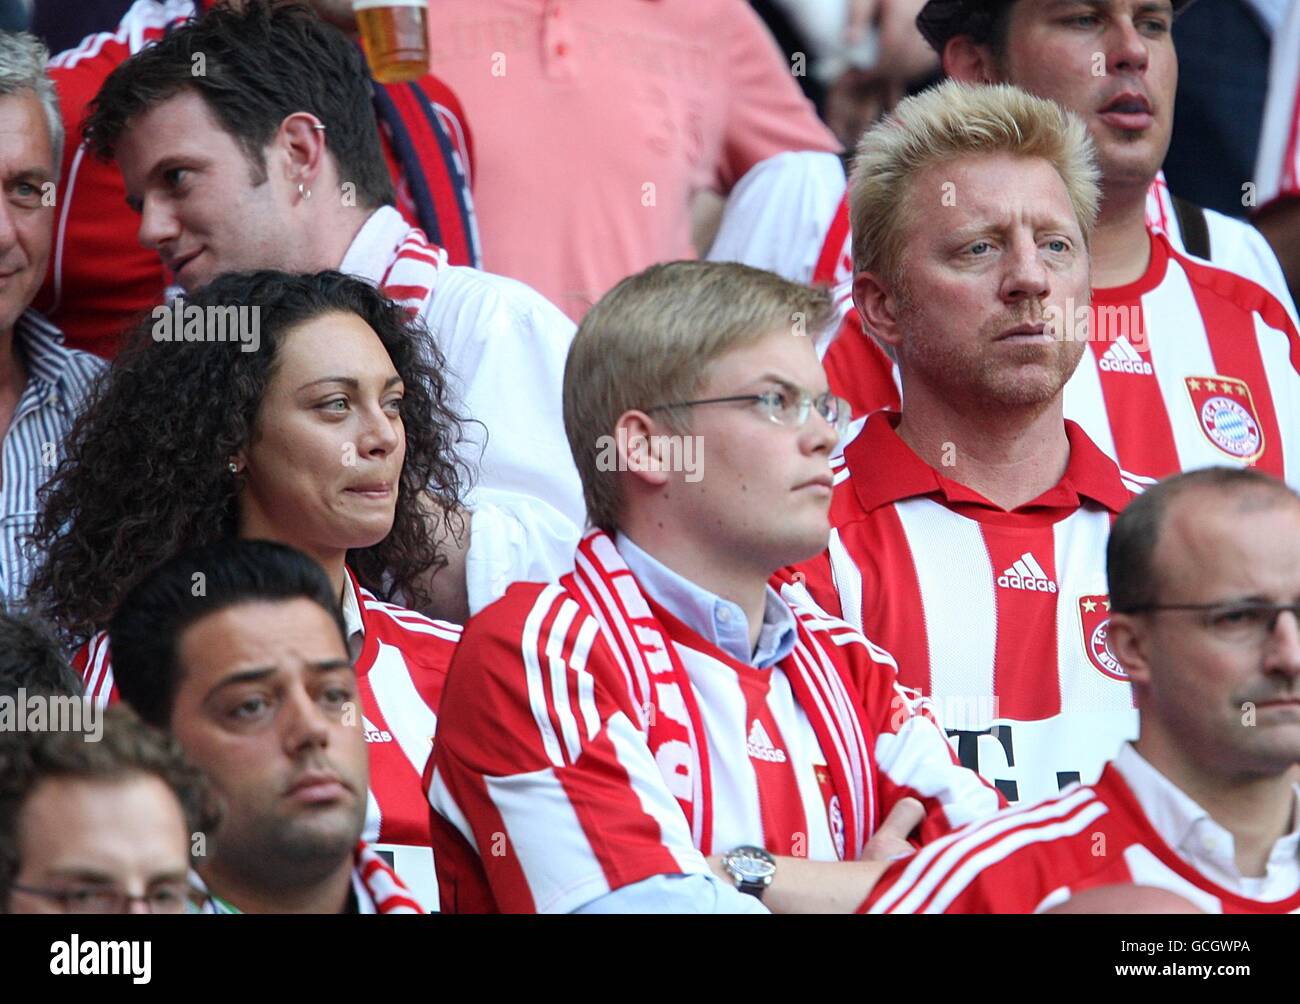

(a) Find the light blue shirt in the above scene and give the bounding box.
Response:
[570,535,797,913]
[615,532,797,669]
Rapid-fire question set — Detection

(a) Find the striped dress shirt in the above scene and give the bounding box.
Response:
[0,310,105,606]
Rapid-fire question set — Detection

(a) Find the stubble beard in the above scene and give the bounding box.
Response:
[895,284,1085,411]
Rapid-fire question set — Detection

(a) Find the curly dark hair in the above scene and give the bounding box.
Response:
[27,270,467,645]
[82,0,395,210]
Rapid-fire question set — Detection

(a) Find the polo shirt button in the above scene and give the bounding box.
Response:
[716,607,731,623]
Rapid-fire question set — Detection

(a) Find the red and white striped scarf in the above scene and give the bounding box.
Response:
[378,223,448,318]
[195,842,422,914]
[567,529,873,860]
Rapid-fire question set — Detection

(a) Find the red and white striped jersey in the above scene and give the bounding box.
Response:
[794,412,1144,807]
[1255,0,1300,213]
[1145,173,1296,316]
[426,571,1003,913]
[862,746,1300,914]
[75,566,458,910]
[1063,231,1300,483]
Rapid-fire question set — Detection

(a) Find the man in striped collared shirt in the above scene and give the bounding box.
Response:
[0,32,104,607]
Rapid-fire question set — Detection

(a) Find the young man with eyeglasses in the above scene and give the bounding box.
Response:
[425,259,1002,914]
[795,82,1146,808]
[0,706,213,915]
[862,466,1300,914]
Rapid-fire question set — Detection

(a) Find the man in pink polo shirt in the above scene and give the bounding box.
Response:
[426,0,840,320]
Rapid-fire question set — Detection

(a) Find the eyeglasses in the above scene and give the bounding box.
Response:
[9,882,190,914]
[1120,600,1300,646]
[645,387,852,440]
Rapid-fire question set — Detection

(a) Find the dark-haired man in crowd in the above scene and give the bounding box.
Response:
[38,0,480,355]
[109,538,423,912]
[863,467,1300,914]
[0,609,83,699]
[1,707,210,914]
[80,0,584,621]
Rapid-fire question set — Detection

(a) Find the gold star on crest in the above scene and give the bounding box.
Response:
[1204,379,1218,393]
[1188,378,1201,391]
[1082,598,1097,612]
[1103,598,1112,610]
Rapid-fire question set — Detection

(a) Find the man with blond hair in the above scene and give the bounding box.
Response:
[425,260,1002,914]
[797,81,1145,807]
[825,0,1300,485]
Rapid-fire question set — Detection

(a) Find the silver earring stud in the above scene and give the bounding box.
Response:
[228,461,239,474]
[298,182,312,200]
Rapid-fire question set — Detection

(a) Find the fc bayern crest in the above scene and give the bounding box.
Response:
[1184,376,1265,462]
[1078,594,1126,682]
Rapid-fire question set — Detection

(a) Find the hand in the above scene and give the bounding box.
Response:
[861,796,925,862]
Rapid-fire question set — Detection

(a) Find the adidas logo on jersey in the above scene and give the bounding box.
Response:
[746,719,787,763]
[362,717,393,744]
[997,553,1058,593]
[1098,336,1153,375]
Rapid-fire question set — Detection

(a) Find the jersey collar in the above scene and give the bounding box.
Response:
[342,565,384,673]
[842,410,1132,520]
[1093,229,1171,304]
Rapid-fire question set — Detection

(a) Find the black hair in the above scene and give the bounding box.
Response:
[109,538,347,729]
[83,0,394,210]
[0,610,83,699]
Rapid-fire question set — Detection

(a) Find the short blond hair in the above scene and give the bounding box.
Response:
[564,261,834,532]
[849,81,1100,284]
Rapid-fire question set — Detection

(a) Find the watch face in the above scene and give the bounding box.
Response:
[729,849,776,883]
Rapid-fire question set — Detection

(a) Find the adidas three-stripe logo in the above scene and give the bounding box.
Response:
[1098,336,1153,375]
[996,552,1058,593]
[746,719,788,763]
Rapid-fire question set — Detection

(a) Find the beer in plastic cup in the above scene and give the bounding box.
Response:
[352,0,430,84]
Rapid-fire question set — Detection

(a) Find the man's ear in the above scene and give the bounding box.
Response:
[275,112,328,193]
[1106,612,1153,698]
[612,410,672,489]
[943,35,999,84]
[853,270,905,355]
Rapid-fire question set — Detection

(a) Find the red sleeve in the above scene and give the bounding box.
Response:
[426,583,709,913]
[714,0,840,193]
[860,806,1124,914]
[40,34,170,357]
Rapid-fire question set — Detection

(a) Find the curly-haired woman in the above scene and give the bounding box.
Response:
[27,270,467,891]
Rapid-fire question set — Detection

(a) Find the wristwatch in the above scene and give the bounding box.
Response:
[720,845,777,900]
